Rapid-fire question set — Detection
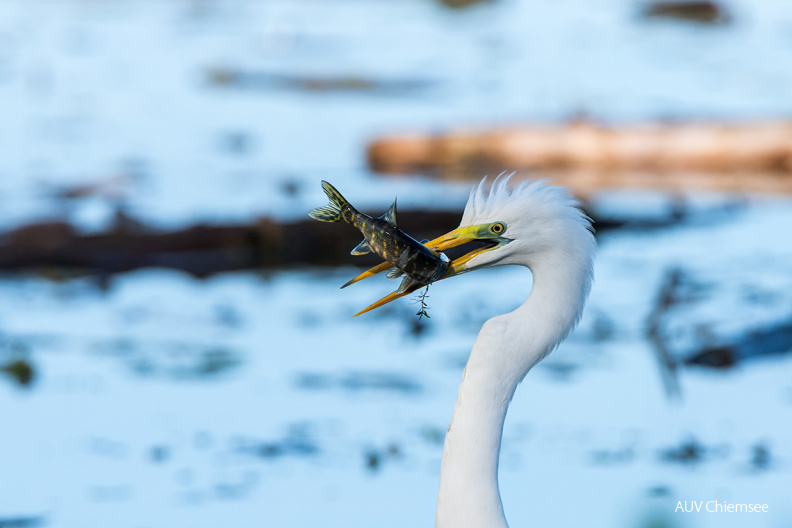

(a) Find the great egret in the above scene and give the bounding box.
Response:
[348,175,596,527]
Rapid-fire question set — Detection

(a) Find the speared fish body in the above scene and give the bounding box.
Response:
[309,181,450,299]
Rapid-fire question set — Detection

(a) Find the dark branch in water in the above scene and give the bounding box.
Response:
[646,268,683,400]
[413,286,431,320]
[0,207,683,280]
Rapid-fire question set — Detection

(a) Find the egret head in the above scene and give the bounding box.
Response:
[431,174,595,276]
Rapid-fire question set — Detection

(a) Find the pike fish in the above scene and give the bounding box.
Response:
[309,180,450,294]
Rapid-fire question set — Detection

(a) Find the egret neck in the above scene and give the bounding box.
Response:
[436,243,592,528]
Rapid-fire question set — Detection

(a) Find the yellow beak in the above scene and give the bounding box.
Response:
[348,224,505,316]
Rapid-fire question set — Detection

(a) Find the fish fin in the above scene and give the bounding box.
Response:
[420,239,429,244]
[351,239,372,256]
[379,198,398,227]
[396,276,417,294]
[353,281,424,317]
[341,262,391,288]
[386,268,404,280]
[309,205,342,222]
[308,181,351,222]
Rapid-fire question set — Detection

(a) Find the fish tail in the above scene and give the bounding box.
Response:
[309,181,353,222]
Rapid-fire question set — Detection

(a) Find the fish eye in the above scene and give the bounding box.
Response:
[490,222,506,234]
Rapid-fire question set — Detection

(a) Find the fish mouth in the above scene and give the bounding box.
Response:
[348,224,509,316]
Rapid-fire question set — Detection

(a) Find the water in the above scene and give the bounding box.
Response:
[1,0,792,526]
[2,0,792,229]
[2,201,792,526]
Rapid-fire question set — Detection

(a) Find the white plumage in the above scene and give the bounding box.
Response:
[343,174,596,526]
[435,175,596,527]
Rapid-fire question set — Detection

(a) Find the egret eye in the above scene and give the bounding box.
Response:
[490,222,506,234]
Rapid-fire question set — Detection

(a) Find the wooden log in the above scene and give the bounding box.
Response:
[515,169,792,196]
[641,1,731,24]
[0,212,461,278]
[367,121,792,193]
[0,207,682,278]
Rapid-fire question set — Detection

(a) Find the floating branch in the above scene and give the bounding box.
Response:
[641,1,731,25]
[646,268,684,400]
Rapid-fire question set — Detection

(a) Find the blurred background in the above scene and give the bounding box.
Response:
[1,0,791,526]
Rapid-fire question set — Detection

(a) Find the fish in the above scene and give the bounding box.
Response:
[309,180,450,294]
